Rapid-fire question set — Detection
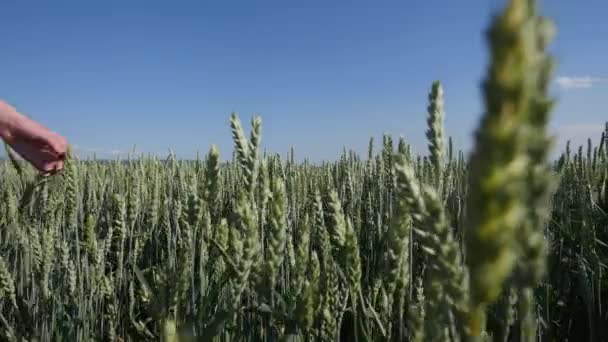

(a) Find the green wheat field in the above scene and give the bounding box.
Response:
[0,1,606,341]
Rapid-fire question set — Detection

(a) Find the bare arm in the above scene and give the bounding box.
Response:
[0,99,67,173]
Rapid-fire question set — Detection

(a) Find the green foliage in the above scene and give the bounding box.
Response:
[0,1,606,341]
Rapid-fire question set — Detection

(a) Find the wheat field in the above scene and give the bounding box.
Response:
[1,0,607,341]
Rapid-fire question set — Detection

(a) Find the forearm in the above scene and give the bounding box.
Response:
[0,100,57,144]
[0,100,20,140]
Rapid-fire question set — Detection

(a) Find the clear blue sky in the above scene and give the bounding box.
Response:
[1,0,606,160]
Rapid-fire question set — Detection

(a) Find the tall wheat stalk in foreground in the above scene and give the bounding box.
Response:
[465,0,555,338]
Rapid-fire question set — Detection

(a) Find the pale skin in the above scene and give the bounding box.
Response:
[0,100,67,173]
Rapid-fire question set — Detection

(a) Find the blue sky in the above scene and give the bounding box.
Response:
[1,0,606,160]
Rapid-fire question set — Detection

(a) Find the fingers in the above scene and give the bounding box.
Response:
[3,111,68,172]
[47,132,67,157]
[7,140,67,173]
[35,155,65,174]
[0,103,68,173]
[41,160,64,175]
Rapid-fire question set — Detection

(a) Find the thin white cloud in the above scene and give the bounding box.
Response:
[555,76,607,89]
[551,122,605,149]
[73,146,126,156]
[544,122,605,158]
[554,123,603,137]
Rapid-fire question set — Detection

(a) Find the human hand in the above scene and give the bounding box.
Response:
[0,101,67,173]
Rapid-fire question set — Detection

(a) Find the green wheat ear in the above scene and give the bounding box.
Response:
[426,80,445,190]
[4,143,23,178]
[465,0,555,335]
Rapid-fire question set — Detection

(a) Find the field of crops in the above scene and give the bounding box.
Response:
[1,1,607,341]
